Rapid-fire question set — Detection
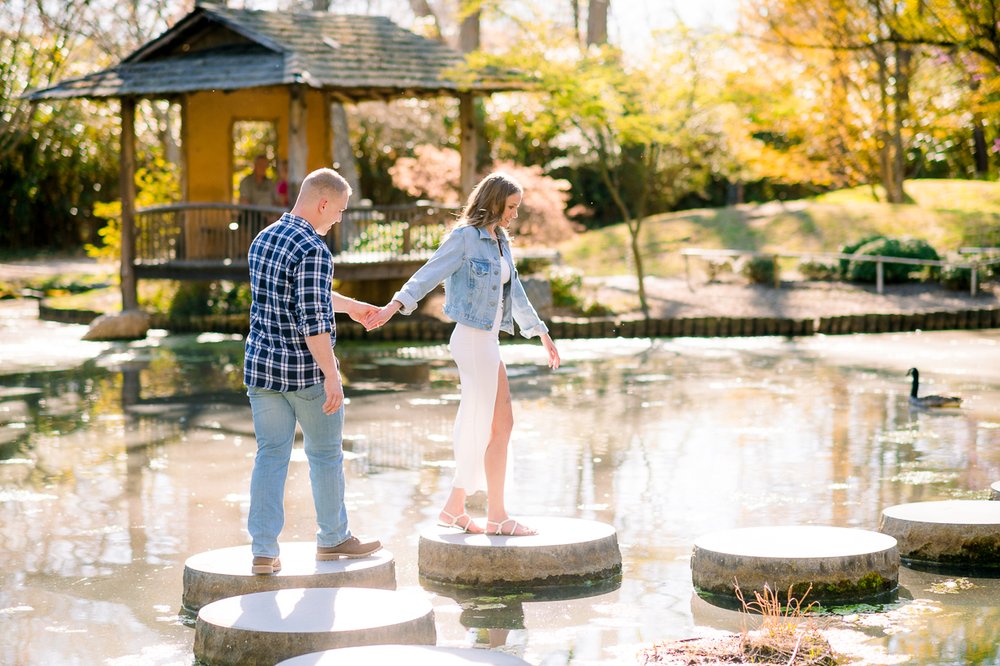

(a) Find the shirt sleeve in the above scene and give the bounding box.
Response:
[292,247,335,338]
[392,229,466,315]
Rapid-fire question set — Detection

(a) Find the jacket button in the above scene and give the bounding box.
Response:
[491,286,497,291]
[494,270,499,275]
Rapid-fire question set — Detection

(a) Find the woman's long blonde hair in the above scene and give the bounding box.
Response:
[455,172,522,238]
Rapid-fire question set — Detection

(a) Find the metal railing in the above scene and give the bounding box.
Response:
[134,202,458,265]
[681,247,1000,296]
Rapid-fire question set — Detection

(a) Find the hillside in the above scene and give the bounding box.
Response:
[558,179,1000,277]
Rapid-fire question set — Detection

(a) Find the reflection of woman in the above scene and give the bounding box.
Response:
[367,173,560,536]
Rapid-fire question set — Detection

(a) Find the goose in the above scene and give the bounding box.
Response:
[907,368,962,408]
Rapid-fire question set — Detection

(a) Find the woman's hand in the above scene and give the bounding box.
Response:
[541,333,560,370]
[364,301,402,330]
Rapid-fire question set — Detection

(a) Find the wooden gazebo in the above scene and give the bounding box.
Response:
[27,2,519,308]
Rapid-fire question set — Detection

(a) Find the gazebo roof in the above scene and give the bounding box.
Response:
[27,2,518,102]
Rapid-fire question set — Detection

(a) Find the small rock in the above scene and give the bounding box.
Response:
[83,309,150,341]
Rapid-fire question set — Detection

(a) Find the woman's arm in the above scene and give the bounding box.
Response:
[390,229,466,315]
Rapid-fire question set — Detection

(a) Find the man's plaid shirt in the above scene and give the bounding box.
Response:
[244,213,336,391]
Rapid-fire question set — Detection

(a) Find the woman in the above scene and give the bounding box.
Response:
[366,172,560,536]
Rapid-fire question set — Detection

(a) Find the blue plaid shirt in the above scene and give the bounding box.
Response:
[244,213,336,391]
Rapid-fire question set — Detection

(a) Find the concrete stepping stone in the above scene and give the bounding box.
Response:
[418,516,621,588]
[880,500,1000,570]
[193,587,435,666]
[277,645,530,665]
[182,542,395,613]
[691,526,898,606]
[991,481,1000,501]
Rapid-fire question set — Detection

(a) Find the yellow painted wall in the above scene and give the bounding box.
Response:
[183,87,331,203]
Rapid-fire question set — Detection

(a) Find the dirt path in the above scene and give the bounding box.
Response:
[589,275,1000,319]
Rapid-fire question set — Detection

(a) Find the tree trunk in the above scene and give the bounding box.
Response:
[587,0,609,45]
[890,42,911,202]
[628,221,648,318]
[972,114,989,178]
[407,0,444,42]
[459,4,489,175]
[570,0,581,44]
[330,102,361,195]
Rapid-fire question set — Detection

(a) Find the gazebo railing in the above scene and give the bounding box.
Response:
[134,202,458,266]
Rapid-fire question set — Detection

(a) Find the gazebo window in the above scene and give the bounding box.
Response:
[231,120,278,204]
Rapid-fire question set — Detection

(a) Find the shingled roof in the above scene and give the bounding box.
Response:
[27,2,520,101]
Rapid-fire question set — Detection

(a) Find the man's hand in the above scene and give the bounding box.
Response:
[322,370,344,415]
[346,301,379,327]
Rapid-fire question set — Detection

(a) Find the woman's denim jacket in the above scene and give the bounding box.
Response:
[391,226,549,338]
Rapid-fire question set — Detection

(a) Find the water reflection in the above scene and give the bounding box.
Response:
[1,328,999,664]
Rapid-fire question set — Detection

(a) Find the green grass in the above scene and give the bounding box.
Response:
[560,179,1000,277]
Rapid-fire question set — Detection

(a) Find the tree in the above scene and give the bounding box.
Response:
[468,22,720,316]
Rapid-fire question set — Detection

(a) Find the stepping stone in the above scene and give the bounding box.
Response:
[418,517,621,588]
[991,481,1000,501]
[880,500,1000,570]
[194,587,435,666]
[277,645,530,665]
[182,542,395,613]
[691,526,898,606]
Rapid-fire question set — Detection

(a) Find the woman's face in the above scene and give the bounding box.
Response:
[498,193,521,228]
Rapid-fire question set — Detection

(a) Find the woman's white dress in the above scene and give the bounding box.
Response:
[448,252,510,492]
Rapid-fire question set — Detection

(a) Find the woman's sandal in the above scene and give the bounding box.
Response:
[486,518,537,536]
[438,510,482,533]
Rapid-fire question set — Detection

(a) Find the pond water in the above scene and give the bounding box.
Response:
[2,301,999,665]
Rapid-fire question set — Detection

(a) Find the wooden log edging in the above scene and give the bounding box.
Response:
[38,300,1000,339]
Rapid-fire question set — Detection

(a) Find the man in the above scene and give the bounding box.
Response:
[239,154,277,207]
[244,167,381,575]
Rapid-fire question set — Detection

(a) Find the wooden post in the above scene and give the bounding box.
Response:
[120,97,138,311]
[459,92,477,199]
[288,85,308,204]
[971,265,978,296]
[876,260,884,295]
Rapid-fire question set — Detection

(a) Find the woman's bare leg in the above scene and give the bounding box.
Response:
[439,486,483,533]
[485,363,535,535]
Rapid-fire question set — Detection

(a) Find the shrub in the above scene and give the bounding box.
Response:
[845,237,939,284]
[798,259,839,281]
[742,256,778,285]
[838,234,885,277]
[939,265,972,291]
[388,144,579,245]
[548,266,584,309]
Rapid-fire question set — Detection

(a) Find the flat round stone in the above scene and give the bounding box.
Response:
[193,587,435,666]
[691,526,898,605]
[880,500,1000,569]
[990,481,1000,501]
[418,517,621,588]
[278,645,530,665]
[182,542,395,613]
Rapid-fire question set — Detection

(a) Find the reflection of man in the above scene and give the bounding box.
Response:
[244,167,382,575]
[239,155,277,206]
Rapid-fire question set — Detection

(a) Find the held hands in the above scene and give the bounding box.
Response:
[364,301,402,331]
[541,333,561,370]
[345,300,379,327]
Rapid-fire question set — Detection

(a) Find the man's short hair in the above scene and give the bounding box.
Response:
[300,168,352,199]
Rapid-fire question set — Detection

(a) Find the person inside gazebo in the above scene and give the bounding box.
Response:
[239,154,277,207]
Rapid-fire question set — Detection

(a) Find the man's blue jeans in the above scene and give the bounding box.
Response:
[247,383,350,558]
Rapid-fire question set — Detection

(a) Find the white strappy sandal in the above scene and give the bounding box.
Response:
[486,518,537,536]
[438,510,481,533]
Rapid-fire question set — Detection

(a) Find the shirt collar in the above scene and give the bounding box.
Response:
[281,212,315,233]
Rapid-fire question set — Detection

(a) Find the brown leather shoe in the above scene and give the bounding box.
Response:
[316,536,382,560]
[251,556,281,575]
